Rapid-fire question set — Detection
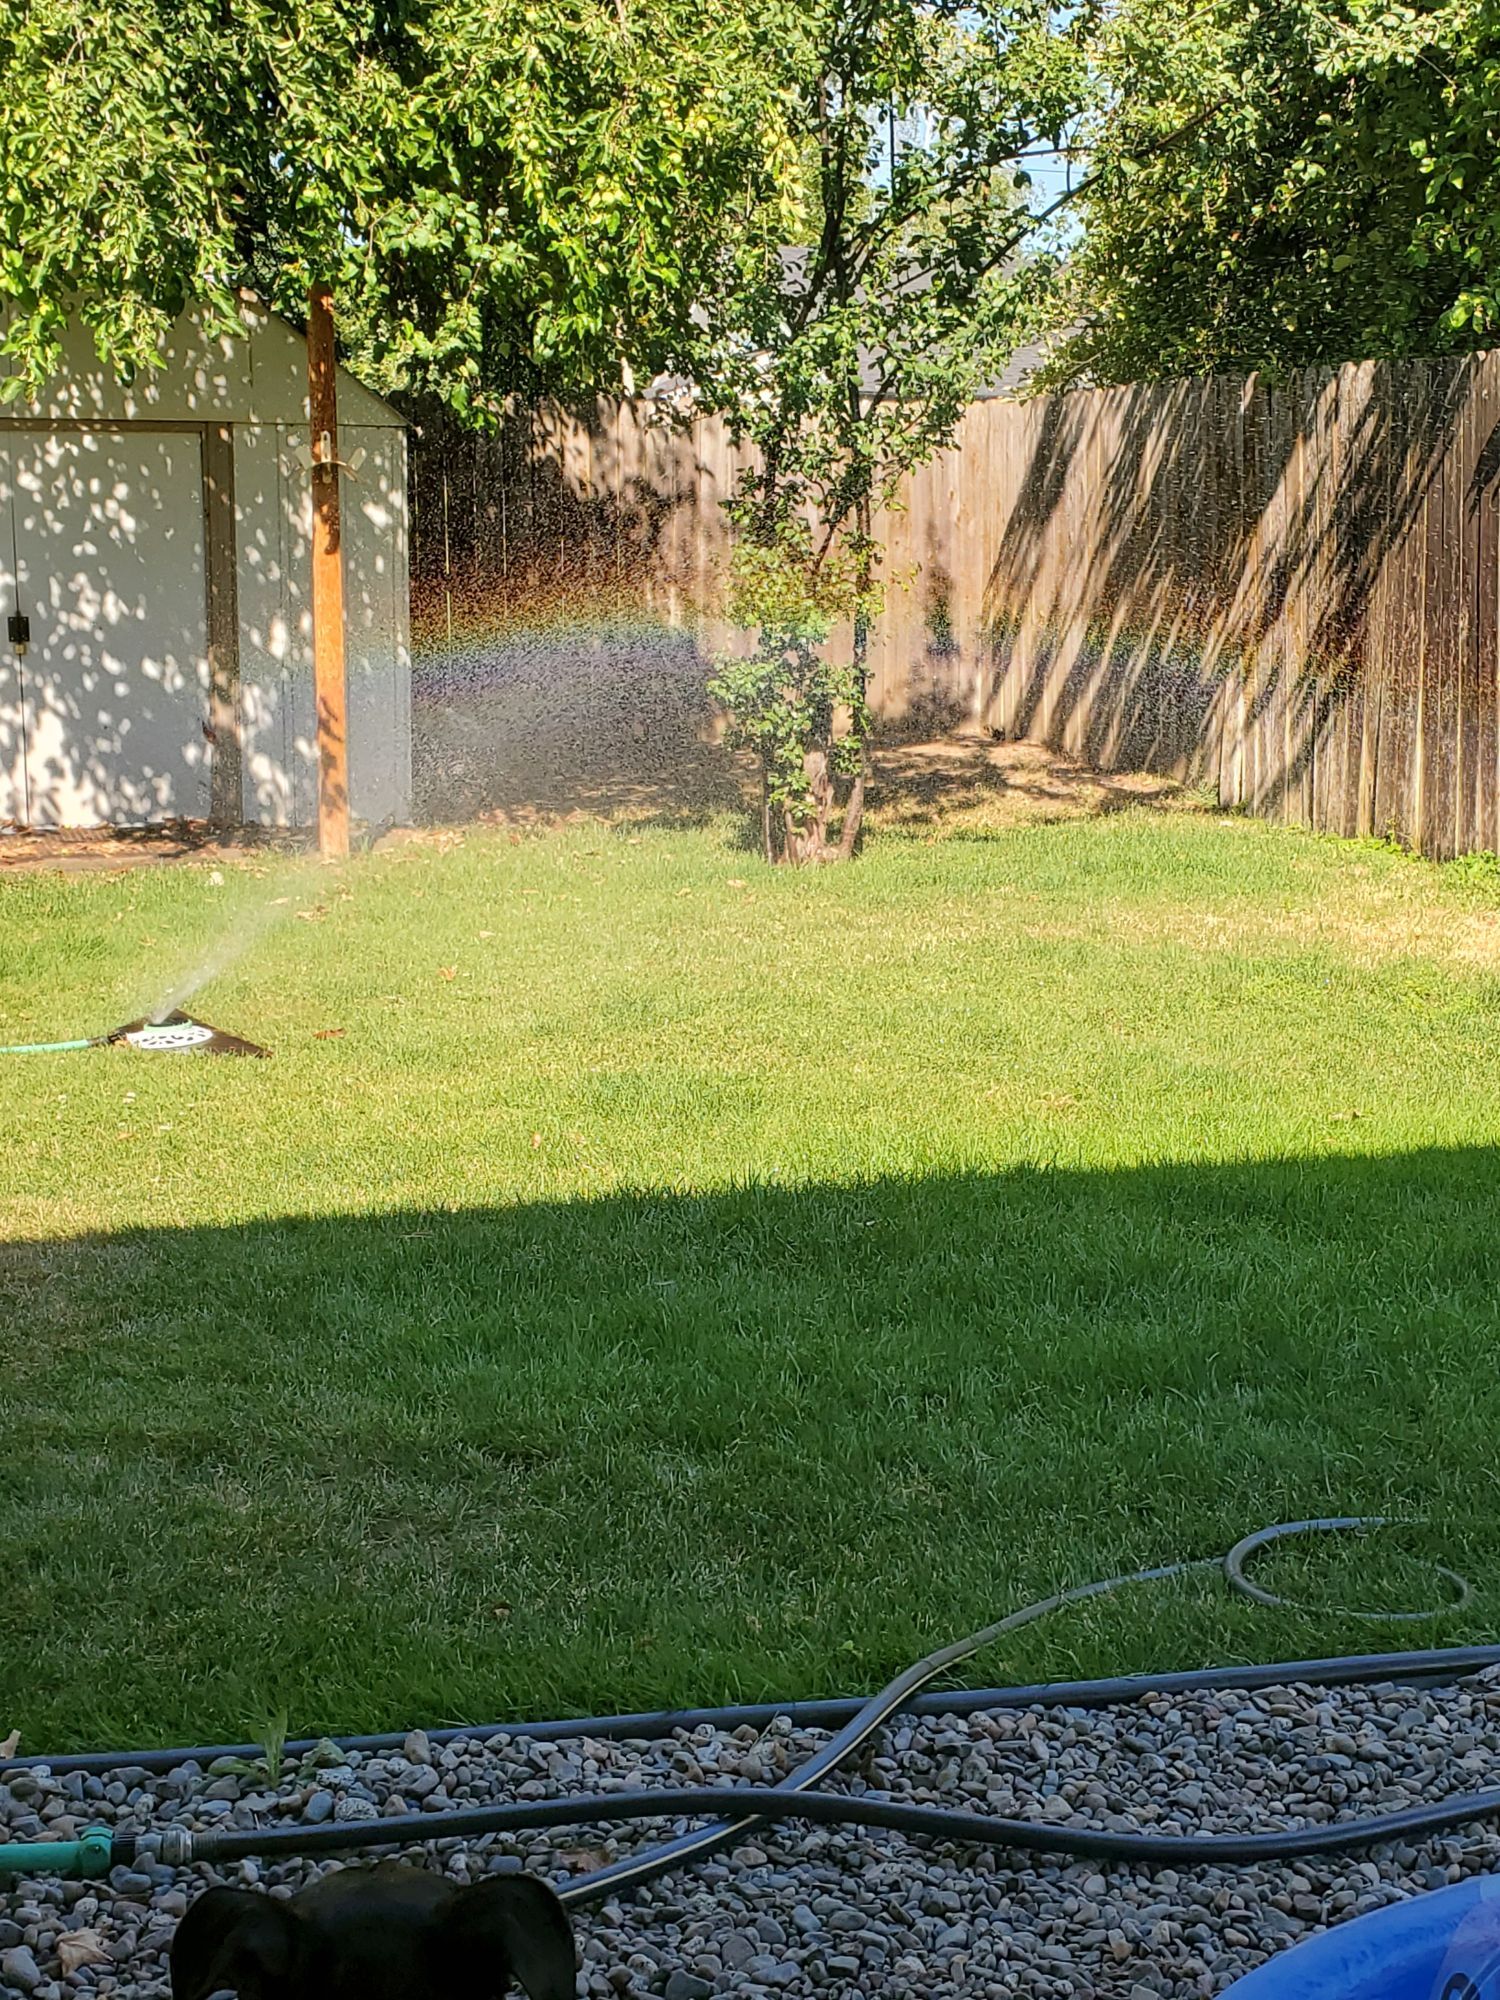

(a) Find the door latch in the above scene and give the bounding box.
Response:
[6,613,28,656]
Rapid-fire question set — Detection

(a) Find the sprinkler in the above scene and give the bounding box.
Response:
[0,1009,269,1058]
[104,1010,270,1057]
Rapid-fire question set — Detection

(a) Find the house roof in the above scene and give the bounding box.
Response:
[978,339,1051,398]
[643,245,1055,409]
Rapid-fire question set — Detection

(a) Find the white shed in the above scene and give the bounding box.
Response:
[0,300,410,830]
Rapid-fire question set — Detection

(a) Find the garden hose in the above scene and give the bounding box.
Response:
[10,1646,1500,1781]
[1225,1520,1471,1622]
[158,1776,1500,1884]
[552,1518,1477,1904]
[0,1037,99,1054]
[0,1519,1490,1894]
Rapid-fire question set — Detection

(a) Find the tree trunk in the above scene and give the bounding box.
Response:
[836,515,873,862]
[836,759,866,860]
[784,744,834,863]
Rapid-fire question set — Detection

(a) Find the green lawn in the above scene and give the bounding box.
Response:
[4,805,1500,1754]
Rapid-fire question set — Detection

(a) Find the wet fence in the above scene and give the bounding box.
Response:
[411,353,1500,856]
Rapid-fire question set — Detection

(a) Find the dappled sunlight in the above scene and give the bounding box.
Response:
[866,737,1193,836]
[2,429,212,826]
[2,304,410,835]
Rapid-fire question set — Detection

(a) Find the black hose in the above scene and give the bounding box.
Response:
[168,1520,1498,1899]
[552,1555,1220,1902]
[182,1780,1500,1896]
[13,1646,1500,1780]
[10,1517,1473,1782]
[506,1518,1475,1905]
[10,1518,1489,1896]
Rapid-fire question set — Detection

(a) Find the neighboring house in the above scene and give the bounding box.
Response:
[979,339,1052,397]
[642,246,1056,416]
[0,300,411,831]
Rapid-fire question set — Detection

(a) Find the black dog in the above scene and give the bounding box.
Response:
[169,1860,577,2000]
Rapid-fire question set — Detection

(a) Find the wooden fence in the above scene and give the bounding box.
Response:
[411,352,1500,858]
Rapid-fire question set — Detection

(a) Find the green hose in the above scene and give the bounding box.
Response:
[0,1038,99,1054]
[0,1828,112,1880]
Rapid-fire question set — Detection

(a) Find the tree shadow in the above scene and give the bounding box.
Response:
[1,430,216,829]
[4,1149,1500,1749]
[876,555,978,743]
[866,737,1190,834]
[981,362,1500,857]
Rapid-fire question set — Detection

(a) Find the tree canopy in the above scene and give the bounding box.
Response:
[0,0,800,408]
[1044,0,1500,385]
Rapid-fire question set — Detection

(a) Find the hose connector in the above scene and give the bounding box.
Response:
[137,1825,195,1869]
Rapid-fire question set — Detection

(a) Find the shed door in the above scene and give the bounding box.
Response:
[0,428,212,826]
[0,437,22,824]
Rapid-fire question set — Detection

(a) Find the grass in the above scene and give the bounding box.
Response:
[4,802,1500,1753]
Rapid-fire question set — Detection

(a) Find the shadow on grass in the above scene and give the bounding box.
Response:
[411,699,1203,846]
[3,1151,1500,1751]
[865,739,1200,837]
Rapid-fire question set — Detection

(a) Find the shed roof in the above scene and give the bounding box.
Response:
[0,298,405,430]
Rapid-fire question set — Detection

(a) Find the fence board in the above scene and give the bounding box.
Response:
[1470,356,1500,855]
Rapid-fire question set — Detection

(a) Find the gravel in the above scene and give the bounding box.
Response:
[5,1670,1500,1999]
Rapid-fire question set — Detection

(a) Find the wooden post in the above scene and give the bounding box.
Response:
[307,282,350,860]
[202,423,243,829]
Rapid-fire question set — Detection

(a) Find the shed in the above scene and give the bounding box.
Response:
[0,299,410,831]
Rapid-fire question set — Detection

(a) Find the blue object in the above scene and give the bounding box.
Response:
[1226,1878,1500,1998]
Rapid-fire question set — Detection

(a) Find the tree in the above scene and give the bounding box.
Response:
[697,0,1085,863]
[0,0,802,409]
[1042,0,1500,386]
